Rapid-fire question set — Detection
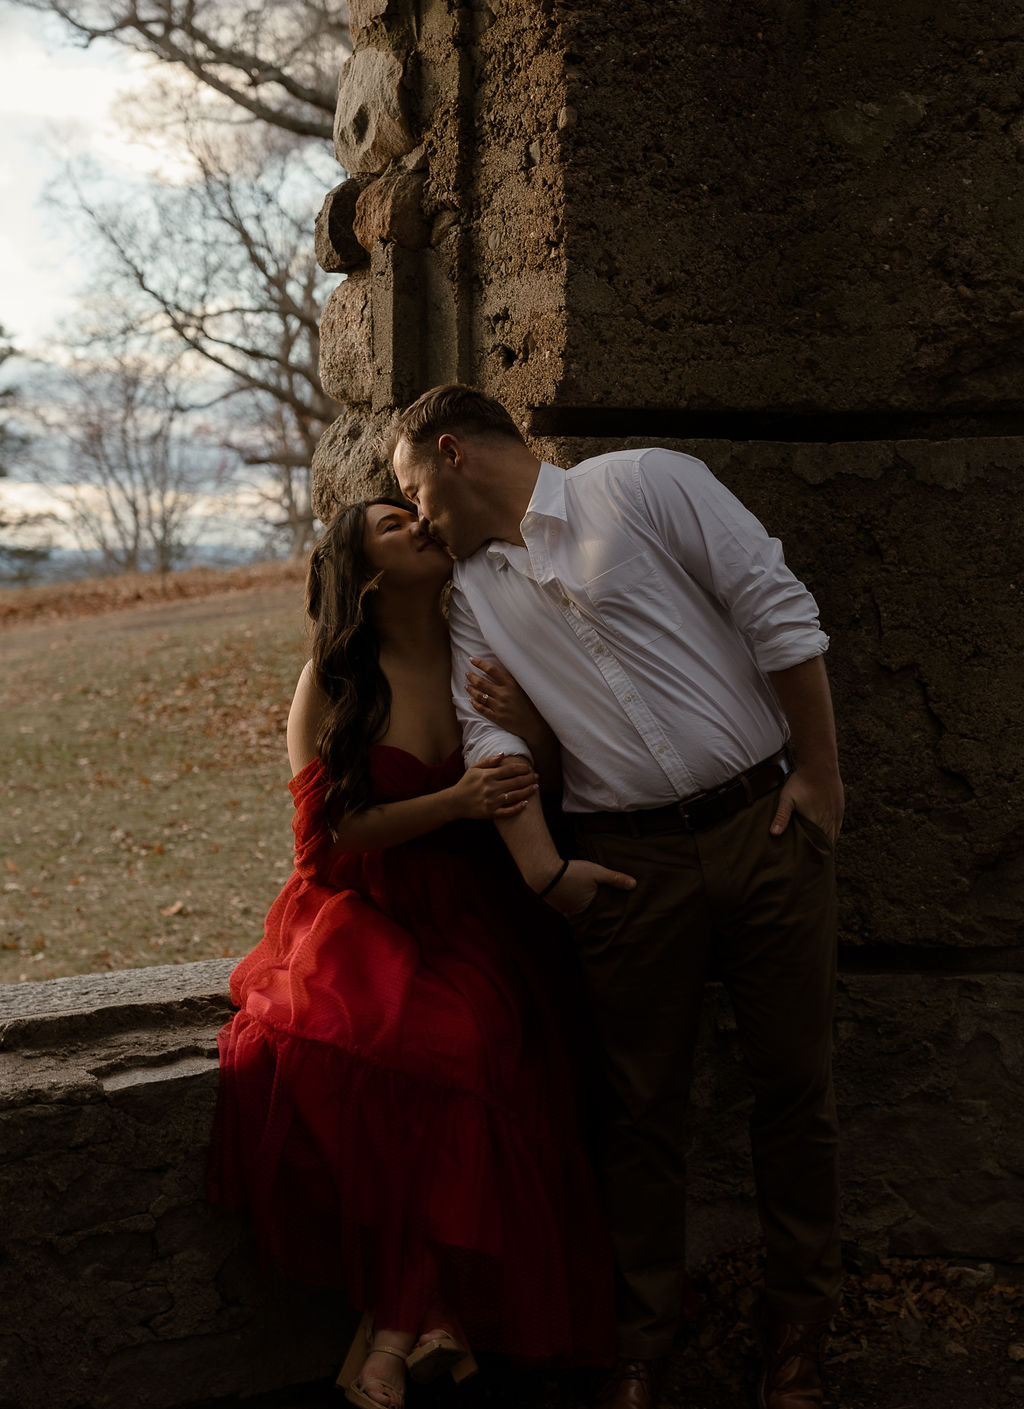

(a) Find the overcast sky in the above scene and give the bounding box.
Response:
[0,5,159,353]
[0,7,313,561]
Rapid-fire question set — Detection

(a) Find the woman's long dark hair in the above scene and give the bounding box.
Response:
[305,497,411,821]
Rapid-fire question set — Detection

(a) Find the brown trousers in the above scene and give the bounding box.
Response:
[569,788,841,1358]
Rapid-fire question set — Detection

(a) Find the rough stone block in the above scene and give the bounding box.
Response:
[541,1,1024,414]
[311,409,397,520]
[353,170,429,251]
[0,963,354,1409]
[315,179,373,273]
[319,276,373,405]
[334,46,416,175]
[348,0,391,36]
[369,240,422,412]
[835,973,1024,1259]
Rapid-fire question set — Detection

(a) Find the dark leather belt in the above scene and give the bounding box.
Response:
[575,747,793,837]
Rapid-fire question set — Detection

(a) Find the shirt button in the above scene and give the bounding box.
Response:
[657,745,665,754]
[624,693,633,702]
[594,644,603,654]
[561,596,570,606]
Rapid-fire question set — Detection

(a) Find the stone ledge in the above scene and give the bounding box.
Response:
[2,962,1021,1407]
[0,958,236,1047]
[0,961,351,1409]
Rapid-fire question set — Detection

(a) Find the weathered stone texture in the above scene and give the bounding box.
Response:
[0,963,354,1409]
[469,0,569,411]
[348,0,391,37]
[314,179,372,273]
[311,408,396,521]
[554,1,1024,414]
[334,46,417,176]
[319,276,374,404]
[353,170,429,251]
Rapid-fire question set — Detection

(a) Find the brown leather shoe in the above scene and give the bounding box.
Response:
[757,1318,828,1408]
[592,1357,660,1409]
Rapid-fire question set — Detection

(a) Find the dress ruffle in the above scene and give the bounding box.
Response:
[208,748,614,1364]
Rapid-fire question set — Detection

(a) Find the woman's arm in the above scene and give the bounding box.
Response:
[324,754,539,856]
[464,658,561,793]
[286,661,539,858]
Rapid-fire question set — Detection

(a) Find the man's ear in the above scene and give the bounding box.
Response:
[437,432,461,469]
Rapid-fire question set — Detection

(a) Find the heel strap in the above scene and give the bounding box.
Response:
[369,1345,408,1362]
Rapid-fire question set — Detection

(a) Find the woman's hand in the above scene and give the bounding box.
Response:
[448,754,538,820]
[466,658,547,740]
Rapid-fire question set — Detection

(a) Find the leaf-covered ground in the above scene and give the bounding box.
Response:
[0,563,308,983]
[227,1245,1024,1409]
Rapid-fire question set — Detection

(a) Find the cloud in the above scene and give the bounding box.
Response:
[0,9,183,348]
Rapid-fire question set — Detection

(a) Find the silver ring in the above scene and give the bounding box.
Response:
[482,692,489,704]
[502,792,509,805]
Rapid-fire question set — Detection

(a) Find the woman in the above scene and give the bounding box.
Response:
[207,499,614,1409]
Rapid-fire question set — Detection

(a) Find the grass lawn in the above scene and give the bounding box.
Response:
[1,563,310,983]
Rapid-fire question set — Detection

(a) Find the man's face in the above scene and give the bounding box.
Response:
[392,436,484,560]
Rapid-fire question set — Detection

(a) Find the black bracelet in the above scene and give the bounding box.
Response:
[535,858,569,899]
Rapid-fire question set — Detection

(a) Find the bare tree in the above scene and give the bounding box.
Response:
[27,348,217,577]
[0,325,57,584]
[18,0,348,561]
[0,325,25,476]
[56,122,337,557]
[9,0,349,139]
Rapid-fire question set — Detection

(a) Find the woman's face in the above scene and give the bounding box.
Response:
[362,502,452,586]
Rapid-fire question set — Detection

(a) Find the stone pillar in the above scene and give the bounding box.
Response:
[311,0,1024,1262]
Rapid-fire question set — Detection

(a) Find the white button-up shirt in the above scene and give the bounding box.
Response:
[449,449,829,812]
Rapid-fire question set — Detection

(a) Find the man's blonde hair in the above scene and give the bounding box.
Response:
[385,384,525,460]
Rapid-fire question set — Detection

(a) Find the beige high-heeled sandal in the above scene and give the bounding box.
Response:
[336,1312,408,1409]
[406,1327,478,1386]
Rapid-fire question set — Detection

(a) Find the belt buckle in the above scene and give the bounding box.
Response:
[675,790,707,830]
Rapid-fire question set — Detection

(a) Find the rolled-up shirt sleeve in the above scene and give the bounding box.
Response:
[635,449,829,673]
[447,579,534,767]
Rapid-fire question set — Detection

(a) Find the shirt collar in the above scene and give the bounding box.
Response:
[485,461,565,568]
[522,461,567,524]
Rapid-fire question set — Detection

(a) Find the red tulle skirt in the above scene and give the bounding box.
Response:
[207,746,614,1365]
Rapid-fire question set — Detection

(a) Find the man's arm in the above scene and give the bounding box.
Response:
[635,450,830,674]
[495,791,636,915]
[767,655,844,846]
[447,576,533,765]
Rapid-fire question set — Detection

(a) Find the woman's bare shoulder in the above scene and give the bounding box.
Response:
[287,660,328,774]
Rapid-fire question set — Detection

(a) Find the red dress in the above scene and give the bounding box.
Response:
[208,745,614,1365]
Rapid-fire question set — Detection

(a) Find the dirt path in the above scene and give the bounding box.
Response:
[0,581,302,667]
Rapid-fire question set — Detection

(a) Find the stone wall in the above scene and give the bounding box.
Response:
[309,0,1024,1267]
[0,964,352,1409]
[5,960,1020,1407]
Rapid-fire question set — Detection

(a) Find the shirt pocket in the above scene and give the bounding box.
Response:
[577,552,681,645]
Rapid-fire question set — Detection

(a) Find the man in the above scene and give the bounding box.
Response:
[389,384,842,1409]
